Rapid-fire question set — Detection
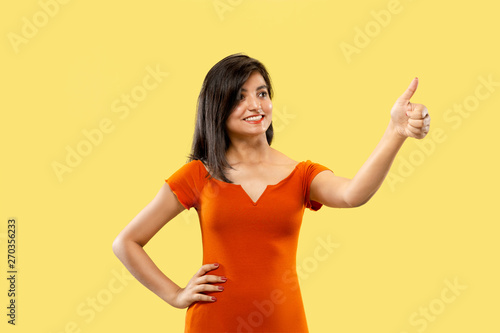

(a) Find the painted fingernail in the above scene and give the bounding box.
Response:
[220,277,227,281]
[211,297,217,301]
[214,263,219,267]
[218,286,224,291]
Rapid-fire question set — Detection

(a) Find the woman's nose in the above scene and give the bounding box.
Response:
[247,96,260,110]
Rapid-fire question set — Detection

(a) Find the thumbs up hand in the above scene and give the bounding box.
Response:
[390,77,430,139]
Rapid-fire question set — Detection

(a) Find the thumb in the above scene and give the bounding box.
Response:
[397,77,419,105]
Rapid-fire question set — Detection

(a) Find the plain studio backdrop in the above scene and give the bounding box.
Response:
[1,0,498,332]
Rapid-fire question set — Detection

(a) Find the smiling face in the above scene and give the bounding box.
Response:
[225,71,273,143]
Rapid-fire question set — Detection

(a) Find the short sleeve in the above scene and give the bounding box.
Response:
[165,160,205,210]
[303,160,334,211]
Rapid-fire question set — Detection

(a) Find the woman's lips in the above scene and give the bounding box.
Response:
[243,115,264,123]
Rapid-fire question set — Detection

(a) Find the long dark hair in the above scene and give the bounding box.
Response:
[187,53,274,183]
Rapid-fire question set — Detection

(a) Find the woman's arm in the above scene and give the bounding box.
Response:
[112,183,225,308]
[310,77,430,208]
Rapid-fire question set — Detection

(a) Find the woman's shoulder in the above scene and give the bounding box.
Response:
[168,159,206,178]
[272,150,329,174]
[191,159,209,173]
[271,152,323,173]
[270,148,300,167]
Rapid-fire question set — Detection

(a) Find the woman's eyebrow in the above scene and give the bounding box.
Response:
[241,85,269,92]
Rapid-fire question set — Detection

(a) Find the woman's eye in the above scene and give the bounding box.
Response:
[259,91,268,97]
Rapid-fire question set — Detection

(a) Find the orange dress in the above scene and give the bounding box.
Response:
[165,159,333,332]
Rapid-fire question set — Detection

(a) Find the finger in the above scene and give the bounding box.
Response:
[408,118,425,128]
[195,284,224,293]
[415,130,428,139]
[423,114,431,126]
[406,123,422,136]
[195,263,220,277]
[198,274,227,284]
[398,77,419,104]
[421,106,429,118]
[192,293,217,303]
[407,105,428,119]
[407,123,429,139]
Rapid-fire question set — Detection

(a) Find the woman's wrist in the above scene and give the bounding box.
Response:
[160,284,184,308]
[387,119,408,143]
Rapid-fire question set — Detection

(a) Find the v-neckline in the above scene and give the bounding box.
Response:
[199,160,303,206]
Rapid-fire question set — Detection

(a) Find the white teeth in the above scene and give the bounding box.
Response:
[244,115,263,121]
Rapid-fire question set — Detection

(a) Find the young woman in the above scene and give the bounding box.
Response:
[112,53,430,332]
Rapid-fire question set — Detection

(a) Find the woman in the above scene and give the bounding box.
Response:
[112,53,430,332]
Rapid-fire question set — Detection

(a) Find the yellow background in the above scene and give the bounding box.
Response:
[1,0,499,332]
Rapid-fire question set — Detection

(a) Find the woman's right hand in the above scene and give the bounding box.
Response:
[171,263,226,309]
